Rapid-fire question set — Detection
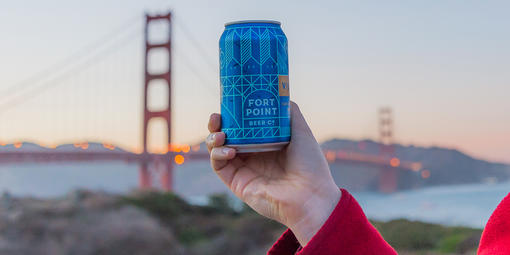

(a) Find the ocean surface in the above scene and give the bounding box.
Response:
[0,161,508,228]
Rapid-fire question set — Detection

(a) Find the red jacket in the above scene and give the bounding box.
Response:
[268,189,510,255]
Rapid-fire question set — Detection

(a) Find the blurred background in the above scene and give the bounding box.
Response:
[0,0,509,254]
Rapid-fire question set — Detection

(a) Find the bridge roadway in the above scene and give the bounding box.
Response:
[0,150,420,172]
[0,151,208,164]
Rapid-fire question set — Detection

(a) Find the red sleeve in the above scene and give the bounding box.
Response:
[268,189,397,255]
[478,192,510,255]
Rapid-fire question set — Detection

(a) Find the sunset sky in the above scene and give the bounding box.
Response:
[0,0,509,163]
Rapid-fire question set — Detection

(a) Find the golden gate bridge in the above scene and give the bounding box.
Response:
[0,12,422,193]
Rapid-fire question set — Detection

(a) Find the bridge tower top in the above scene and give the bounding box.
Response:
[379,107,394,153]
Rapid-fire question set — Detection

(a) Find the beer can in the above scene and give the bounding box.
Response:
[219,20,290,153]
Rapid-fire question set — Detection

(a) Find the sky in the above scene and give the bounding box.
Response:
[0,0,509,163]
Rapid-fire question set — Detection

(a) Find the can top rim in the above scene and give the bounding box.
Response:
[225,20,281,27]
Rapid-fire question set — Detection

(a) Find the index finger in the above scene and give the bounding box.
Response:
[208,113,221,133]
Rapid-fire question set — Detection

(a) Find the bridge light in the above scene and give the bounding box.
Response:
[169,143,181,153]
[103,143,115,150]
[0,141,6,146]
[411,162,422,172]
[390,157,400,167]
[174,154,185,165]
[81,143,89,150]
[14,142,22,148]
[421,169,431,179]
[182,144,191,153]
[337,150,347,158]
[325,151,336,162]
[192,144,200,152]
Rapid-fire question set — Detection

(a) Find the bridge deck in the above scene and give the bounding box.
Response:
[0,150,420,172]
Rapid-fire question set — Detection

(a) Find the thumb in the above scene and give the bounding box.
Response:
[287,101,327,169]
[290,101,319,144]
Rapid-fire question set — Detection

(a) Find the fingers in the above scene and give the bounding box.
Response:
[213,157,245,190]
[211,147,235,161]
[206,113,226,153]
[206,131,232,170]
[208,113,221,133]
[206,132,225,152]
[206,112,236,171]
[206,112,241,191]
[210,147,236,170]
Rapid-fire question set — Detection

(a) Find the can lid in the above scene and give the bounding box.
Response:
[225,20,281,27]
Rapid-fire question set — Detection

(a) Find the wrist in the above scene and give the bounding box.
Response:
[287,184,341,246]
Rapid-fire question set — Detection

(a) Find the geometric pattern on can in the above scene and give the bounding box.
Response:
[220,22,290,144]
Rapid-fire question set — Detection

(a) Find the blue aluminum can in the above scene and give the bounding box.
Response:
[219,20,290,153]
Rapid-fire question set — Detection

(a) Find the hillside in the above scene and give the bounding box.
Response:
[322,139,510,191]
[0,190,482,255]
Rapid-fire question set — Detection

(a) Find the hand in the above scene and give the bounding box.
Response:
[206,102,341,246]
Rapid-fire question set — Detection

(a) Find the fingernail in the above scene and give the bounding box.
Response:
[222,148,231,155]
[210,133,216,142]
